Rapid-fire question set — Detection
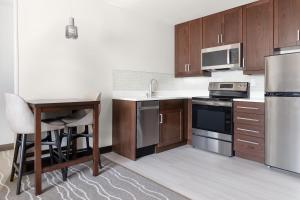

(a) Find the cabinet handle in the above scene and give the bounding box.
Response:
[237,106,259,110]
[237,117,259,122]
[184,64,187,72]
[217,34,220,44]
[237,139,259,145]
[297,30,300,41]
[220,34,223,44]
[242,58,245,68]
[160,114,163,124]
[237,128,259,134]
[188,64,190,72]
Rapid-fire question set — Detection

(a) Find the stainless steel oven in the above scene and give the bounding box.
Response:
[192,82,249,156]
[201,43,242,71]
[192,99,233,156]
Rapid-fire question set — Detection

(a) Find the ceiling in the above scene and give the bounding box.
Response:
[104,0,256,25]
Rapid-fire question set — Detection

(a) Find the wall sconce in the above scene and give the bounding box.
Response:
[65,17,78,39]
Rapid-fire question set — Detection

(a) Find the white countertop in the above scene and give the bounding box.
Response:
[113,91,265,102]
[113,95,194,101]
[114,96,265,102]
[233,98,265,103]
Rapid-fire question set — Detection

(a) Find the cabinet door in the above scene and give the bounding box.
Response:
[243,0,273,74]
[203,13,222,48]
[274,0,300,48]
[175,22,190,77]
[189,18,203,76]
[222,7,242,45]
[159,109,183,147]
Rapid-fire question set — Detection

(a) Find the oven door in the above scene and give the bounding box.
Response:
[192,101,232,135]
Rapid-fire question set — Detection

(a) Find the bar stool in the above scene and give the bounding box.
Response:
[61,93,101,166]
[4,93,67,195]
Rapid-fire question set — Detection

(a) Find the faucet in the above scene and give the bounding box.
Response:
[148,79,158,98]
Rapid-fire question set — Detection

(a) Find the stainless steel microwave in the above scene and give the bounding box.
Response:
[201,43,242,71]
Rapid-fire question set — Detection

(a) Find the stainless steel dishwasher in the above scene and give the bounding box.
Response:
[136,101,159,158]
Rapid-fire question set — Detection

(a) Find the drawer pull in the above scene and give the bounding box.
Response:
[237,139,259,145]
[237,128,259,133]
[237,117,259,122]
[237,106,259,110]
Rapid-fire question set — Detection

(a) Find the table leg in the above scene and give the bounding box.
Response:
[34,107,42,195]
[92,104,99,176]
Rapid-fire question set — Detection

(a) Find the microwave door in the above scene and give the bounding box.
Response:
[202,50,228,67]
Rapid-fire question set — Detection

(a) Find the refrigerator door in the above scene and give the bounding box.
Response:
[265,97,300,173]
[266,53,300,92]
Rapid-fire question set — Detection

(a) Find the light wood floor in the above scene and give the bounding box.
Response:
[104,145,300,200]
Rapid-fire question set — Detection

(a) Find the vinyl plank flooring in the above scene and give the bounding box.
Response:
[104,145,300,200]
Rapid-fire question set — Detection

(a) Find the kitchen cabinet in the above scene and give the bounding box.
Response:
[234,101,265,163]
[112,100,137,160]
[203,13,222,48]
[175,22,189,76]
[175,19,208,77]
[274,0,300,48]
[203,7,242,48]
[243,0,273,75]
[112,99,189,160]
[157,100,186,152]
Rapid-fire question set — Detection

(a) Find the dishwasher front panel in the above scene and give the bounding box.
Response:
[136,101,160,149]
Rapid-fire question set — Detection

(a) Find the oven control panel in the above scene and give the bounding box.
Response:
[209,82,249,92]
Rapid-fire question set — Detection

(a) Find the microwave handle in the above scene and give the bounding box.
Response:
[227,49,230,64]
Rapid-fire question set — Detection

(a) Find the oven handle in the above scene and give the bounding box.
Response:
[192,100,232,107]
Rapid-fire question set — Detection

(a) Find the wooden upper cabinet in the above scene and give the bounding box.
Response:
[274,0,300,48]
[189,19,203,75]
[175,22,189,75]
[175,19,205,77]
[203,13,222,48]
[243,0,274,75]
[222,7,243,45]
[203,7,242,48]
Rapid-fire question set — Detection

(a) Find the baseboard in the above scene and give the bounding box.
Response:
[100,145,112,154]
[0,143,14,152]
[155,141,187,153]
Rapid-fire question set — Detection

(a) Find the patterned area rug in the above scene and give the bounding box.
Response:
[0,151,189,200]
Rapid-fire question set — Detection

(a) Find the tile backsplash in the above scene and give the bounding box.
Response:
[113,69,264,98]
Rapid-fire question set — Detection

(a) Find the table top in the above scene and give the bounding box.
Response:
[27,98,100,108]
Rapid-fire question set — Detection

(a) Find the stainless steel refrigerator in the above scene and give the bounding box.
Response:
[265,52,300,173]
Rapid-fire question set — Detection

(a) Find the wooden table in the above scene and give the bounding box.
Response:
[28,99,100,195]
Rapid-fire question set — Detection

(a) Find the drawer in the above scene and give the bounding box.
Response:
[234,101,264,114]
[234,112,264,126]
[234,123,264,138]
[234,134,264,163]
[159,99,184,110]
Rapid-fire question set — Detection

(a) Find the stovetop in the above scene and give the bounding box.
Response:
[192,96,240,102]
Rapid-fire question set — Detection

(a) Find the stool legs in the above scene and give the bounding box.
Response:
[47,131,54,165]
[10,134,21,182]
[16,134,27,195]
[54,130,67,181]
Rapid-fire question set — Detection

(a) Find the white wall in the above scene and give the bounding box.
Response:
[0,0,14,145]
[17,0,174,147]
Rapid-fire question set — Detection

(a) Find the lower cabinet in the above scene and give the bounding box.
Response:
[159,108,183,147]
[234,101,265,163]
[156,100,186,152]
[112,99,188,160]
